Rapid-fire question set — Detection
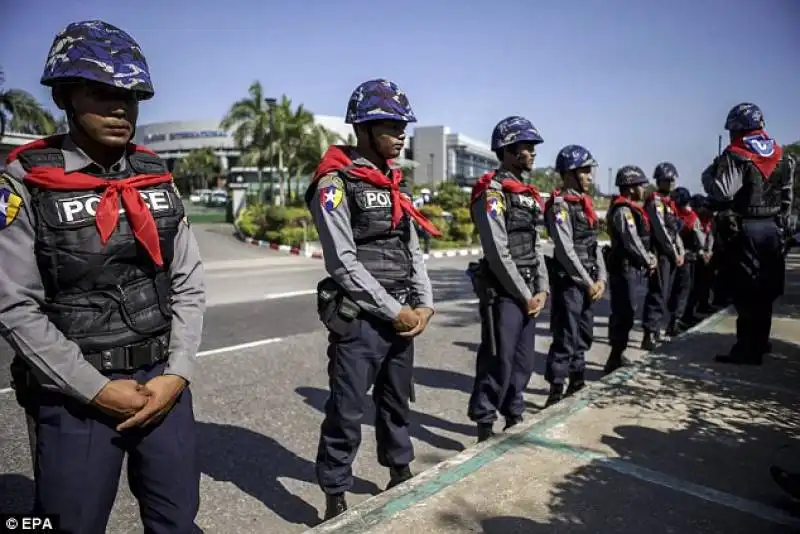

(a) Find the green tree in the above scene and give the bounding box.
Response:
[220,81,275,203]
[0,67,56,136]
[173,147,221,193]
[529,167,561,193]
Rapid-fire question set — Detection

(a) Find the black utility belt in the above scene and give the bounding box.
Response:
[516,265,537,282]
[84,334,170,372]
[316,277,414,336]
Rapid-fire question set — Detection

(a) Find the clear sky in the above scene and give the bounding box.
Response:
[1,0,798,193]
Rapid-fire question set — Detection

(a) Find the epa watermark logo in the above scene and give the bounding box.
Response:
[2,514,59,532]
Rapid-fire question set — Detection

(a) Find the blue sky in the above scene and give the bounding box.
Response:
[2,0,798,193]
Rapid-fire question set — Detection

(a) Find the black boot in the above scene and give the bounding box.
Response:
[503,415,523,431]
[665,319,679,338]
[770,466,800,500]
[324,493,347,520]
[386,465,413,490]
[545,384,564,407]
[565,372,585,396]
[477,423,495,443]
[654,329,671,344]
[603,349,630,375]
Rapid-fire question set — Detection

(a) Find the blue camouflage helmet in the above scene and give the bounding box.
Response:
[40,20,154,100]
[555,144,598,173]
[724,103,765,132]
[653,162,679,183]
[490,116,543,151]
[671,186,691,207]
[345,79,417,124]
[690,194,709,210]
[615,165,648,187]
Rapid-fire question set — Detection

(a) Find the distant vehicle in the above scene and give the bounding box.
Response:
[207,189,229,207]
[190,189,212,204]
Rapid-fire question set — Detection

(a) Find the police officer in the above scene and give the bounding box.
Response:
[604,166,657,374]
[641,162,685,349]
[0,21,205,534]
[467,116,548,442]
[702,103,795,364]
[681,193,715,325]
[305,79,440,519]
[543,145,606,406]
[665,186,706,335]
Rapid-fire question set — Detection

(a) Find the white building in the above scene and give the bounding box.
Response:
[408,125,498,187]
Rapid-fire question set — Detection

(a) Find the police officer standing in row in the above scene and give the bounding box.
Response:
[306,79,440,519]
[543,145,606,406]
[0,21,205,534]
[702,103,795,364]
[604,166,657,374]
[682,193,716,324]
[641,163,685,349]
[665,186,708,335]
[467,116,548,442]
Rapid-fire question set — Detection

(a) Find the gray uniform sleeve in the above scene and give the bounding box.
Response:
[532,220,549,294]
[612,207,654,267]
[472,192,533,303]
[704,226,715,253]
[596,236,608,283]
[310,175,403,321]
[674,232,685,256]
[646,197,679,259]
[164,219,206,383]
[0,167,109,403]
[546,199,593,290]
[407,223,434,309]
[688,218,706,252]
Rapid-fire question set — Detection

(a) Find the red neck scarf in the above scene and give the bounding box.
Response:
[471,170,544,210]
[545,188,598,227]
[612,195,649,230]
[8,135,172,267]
[311,145,441,237]
[727,128,783,179]
[674,204,698,235]
[648,190,678,212]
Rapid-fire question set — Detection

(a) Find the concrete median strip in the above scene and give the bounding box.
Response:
[304,307,758,534]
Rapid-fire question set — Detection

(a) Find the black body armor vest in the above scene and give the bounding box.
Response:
[16,145,184,354]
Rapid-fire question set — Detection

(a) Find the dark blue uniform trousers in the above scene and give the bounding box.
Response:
[32,362,200,534]
[667,260,694,326]
[642,254,676,333]
[316,314,414,495]
[729,218,785,356]
[684,257,713,320]
[468,295,537,424]
[609,266,642,353]
[545,274,592,385]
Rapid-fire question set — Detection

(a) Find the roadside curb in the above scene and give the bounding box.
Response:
[234,228,610,262]
[303,305,733,534]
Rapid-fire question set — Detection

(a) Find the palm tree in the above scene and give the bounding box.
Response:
[173,147,221,192]
[289,123,343,201]
[220,81,274,204]
[0,67,57,136]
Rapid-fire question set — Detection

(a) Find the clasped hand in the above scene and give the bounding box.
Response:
[92,375,187,431]
[394,306,434,338]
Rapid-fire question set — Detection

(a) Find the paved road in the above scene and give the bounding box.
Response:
[0,224,654,534]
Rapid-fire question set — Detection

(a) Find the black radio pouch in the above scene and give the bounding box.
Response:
[317,277,360,336]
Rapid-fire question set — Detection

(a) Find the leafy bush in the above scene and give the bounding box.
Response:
[236,204,317,245]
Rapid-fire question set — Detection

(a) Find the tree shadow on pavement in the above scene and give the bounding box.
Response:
[295,387,476,453]
[0,473,34,513]
[427,267,474,303]
[196,422,381,529]
[428,314,800,532]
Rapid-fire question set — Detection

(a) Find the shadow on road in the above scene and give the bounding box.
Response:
[430,328,800,532]
[196,421,381,528]
[295,387,476,454]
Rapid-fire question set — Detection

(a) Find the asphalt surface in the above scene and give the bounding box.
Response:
[0,224,653,534]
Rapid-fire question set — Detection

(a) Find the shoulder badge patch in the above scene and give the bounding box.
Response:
[485,190,504,218]
[0,174,23,230]
[623,210,636,226]
[319,174,344,212]
[555,206,569,225]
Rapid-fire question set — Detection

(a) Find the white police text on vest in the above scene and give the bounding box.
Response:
[55,189,174,224]
[363,190,392,209]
